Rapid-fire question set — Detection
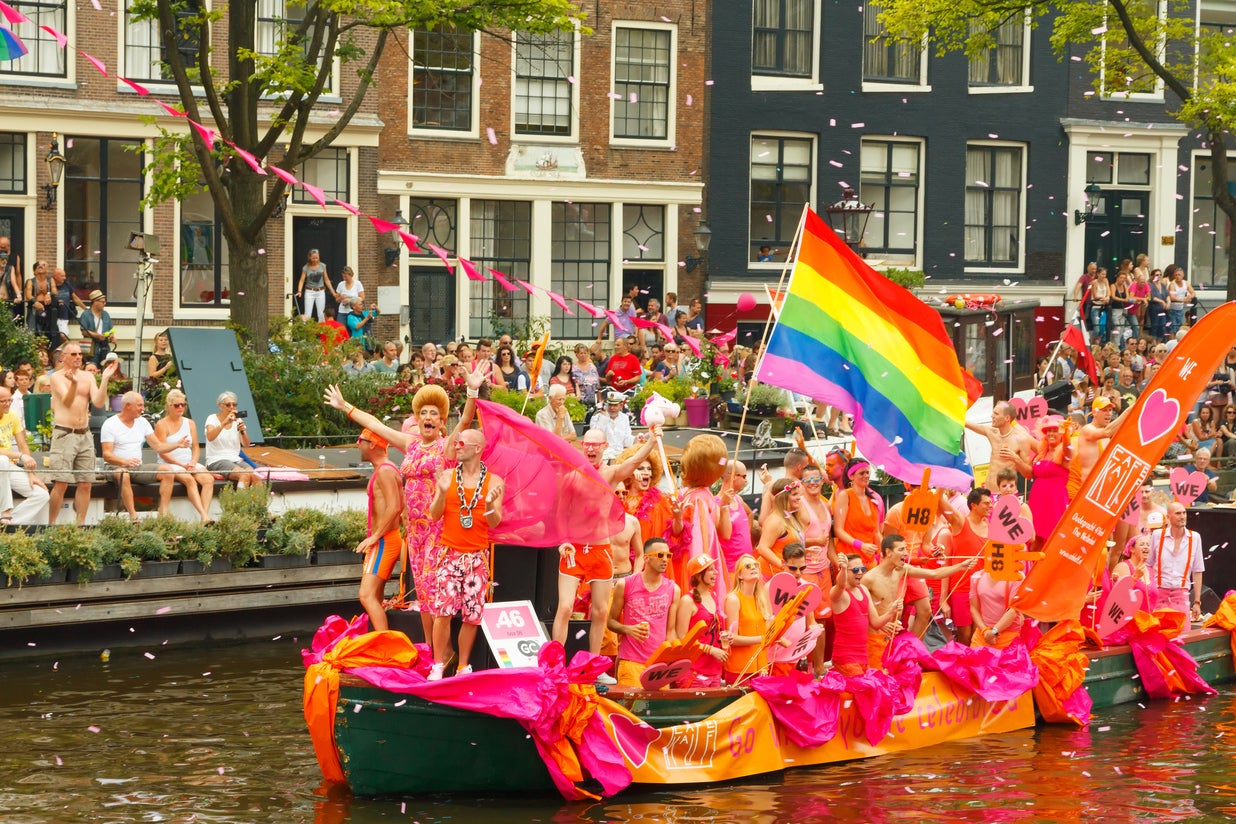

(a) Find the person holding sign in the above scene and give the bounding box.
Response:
[674,554,729,687]
[864,534,975,656]
[609,537,681,687]
[939,488,990,646]
[755,480,806,577]
[1147,503,1205,622]
[722,554,773,685]
[768,544,819,676]
[829,553,903,676]
[1023,415,1070,549]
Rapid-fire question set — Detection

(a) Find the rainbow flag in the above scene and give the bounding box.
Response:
[755,208,977,490]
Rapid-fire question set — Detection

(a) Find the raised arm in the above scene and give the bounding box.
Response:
[323,383,411,451]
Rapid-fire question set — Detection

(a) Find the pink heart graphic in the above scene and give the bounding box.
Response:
[988,494,1034,544]
[1120,493,1141,526]
[1137,388,1181,446]
[1010,396,1049,426]
[1169,467,1210,506]
[776,623,823,662]
[607,712,660,769]
[768,572,822,619]
[1098,575,1145,640]
[639,658,693,691]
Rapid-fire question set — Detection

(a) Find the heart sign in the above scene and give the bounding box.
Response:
[644,620,707,667]
[900,468,940,534]
[607,713,660,768]
[639,658,693,691]
[1097,575,1145,640]
[988,494,1034,545]
[778,623,823,662]
[1137,388,1181,446]
[768,572,822,619]
[1120,492,1141,526]
[1009,396,1049,426]
[1169,467,1210,506]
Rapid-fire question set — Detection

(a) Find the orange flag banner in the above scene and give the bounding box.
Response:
[1012,303,1236,622]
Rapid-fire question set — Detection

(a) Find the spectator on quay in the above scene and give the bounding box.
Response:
[684,298,705,336]
[644,342,664,373]
[1147,269,1169,340]
[205,391,260,489]
[1129,260,1151,338]
[25,259,57,340]
[444,341,459,357]
[534,384,577,442]
[515,349,548,393]
[335,266,365,331]
[343,348,372,377]
[152,388,215,522]
[420,341,440,379]
[351,301,378,347]
[1205,356,1234,421]
[0,236,22,325]
[654,343,682,378]
[1074,261,1097,333]
[438,354,463,386]
[548,356,577,396]
[604,294,639,339]
[602,336,642,392]
[571,343,600,408]
[79,290,114,367]
[1165,264,1194,335]
[0,384,50,525]
[1185,448,1220,504]
[147,331,176,385]
[1089,269,1111,344]
[100,392,176,522]
[1115,367,1139,410]
[1185,405,1220,456]
[1218,405,1236,457]
[51,267,87,347]
[1110,266,1132,343]
[318,307,349,350]
[645,297,668,336]
[371,341,400,375]
[494,345,522,389]
[296,248,336,322]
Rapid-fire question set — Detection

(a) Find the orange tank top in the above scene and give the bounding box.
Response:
[439,468,492,553]
[724,590,769,679]
[841,488,880,565]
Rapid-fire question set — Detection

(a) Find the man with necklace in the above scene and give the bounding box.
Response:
[966,401,1035,494]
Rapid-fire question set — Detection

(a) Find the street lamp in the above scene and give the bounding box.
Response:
[1074,182,1102,225]
[384,209,410,267]
[42,133,66,211]
[684,222,712,272]
[823,187,874,252]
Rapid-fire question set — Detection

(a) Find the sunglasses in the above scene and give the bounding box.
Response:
[803,478,824,485]
[648,551,671,560]
[786,564,806,572]
[850,566,866,575]
[170,402,186,408]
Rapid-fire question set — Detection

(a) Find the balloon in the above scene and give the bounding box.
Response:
[736,293,757,312]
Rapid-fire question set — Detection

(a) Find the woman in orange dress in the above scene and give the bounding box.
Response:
[832,458,884,568]
[755,480,806,578]
[722,554,772,685]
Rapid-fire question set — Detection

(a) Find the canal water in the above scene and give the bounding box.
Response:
[3,634,1235,823]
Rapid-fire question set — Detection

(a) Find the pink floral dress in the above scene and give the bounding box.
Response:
[399,434,455,611]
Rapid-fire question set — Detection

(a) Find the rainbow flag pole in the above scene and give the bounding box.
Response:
[755,207,978,490]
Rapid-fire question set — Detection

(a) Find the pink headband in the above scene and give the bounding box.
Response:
[846,460,870,479]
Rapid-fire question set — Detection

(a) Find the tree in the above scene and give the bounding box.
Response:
[877,0,1236,299]
[132,0,584,347]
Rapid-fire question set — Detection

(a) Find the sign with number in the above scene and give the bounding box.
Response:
[901,469,939,534]
[480,600,548,669]
[983,540,1044,582]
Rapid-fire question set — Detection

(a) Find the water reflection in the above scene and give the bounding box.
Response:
[2,639,1236,823]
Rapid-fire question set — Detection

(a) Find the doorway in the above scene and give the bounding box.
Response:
[291,216,348,319]
[1085,190,1149,271]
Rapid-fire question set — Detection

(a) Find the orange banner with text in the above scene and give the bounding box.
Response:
[1013,303,1236,622]
[594,672,1034,785]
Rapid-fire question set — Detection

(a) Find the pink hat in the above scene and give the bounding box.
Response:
[1036,414,1064,436]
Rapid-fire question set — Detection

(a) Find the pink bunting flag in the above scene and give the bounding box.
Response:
[711,328,737,346]
[397,230,422,254]
[300,181,327,208]
[515,279,538,296]
[188,120,216,148]
[546,290,574,315]
[227,142,267,175]
[490,268,518,292]
[572,298,603,318]
[426,243,454,272]
[603,309,624,330]
[680,335,702,357]
[40,25,67,48]
[458,257,488,282]
[118,76,150,96]
[156,100,187,119]
[80,51,107,77]
[269,165,299,187]
[655,322,675,341]
[0,1,31,24]
[631,316,659,330]
[366,215,400,234]
[332,198,360,215]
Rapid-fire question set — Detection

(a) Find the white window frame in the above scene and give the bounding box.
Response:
[1099,0,1166,101]
[510,27,581,144]
[255,0,340,101]
[609,21,677,149]
[0,0,74,88]
[407,26,480,139]
[119,0,209,94]
[962,140,1028,273]
[861,1,930,93]
[967,13,1034,95]
[859,136,925,269]
[1186,147,1236,289]
[748,131,818,270]
[751,0,823,92]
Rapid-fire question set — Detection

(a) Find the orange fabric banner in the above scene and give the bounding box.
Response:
[1013,304,1236,622]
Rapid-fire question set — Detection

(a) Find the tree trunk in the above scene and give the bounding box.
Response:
[223,175,272,347]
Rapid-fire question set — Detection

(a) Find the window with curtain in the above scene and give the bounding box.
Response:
[749,135,813,262]
[295,148,349,203]
[964,145,1022,266]
[0,1,67,78]
[1101,0,1164,96]
[411,25,475,131]
[1190,156,1232,288]
[515,30,574,136]
[968,17,1024,87]
[180,187,230,306]
[125,0,202,83]
[551,203,610,338]
[0,133,27,194]
[863,1,921,84]
[469,200,532,338]
[256,0,334,94]
[64,138,145,303]
[613,27,671,140]
[752,0,813,78]
[859,139,920,257]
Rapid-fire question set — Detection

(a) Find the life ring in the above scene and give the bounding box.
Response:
[946,293,1003,310]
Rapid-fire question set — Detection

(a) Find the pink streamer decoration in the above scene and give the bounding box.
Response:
[40,25,67,48]
[458,257,488,282]
[396,230,422,254]
[679,335,702,357]
[118,76,149,96]
[515,279,538,296]
[603,309,624,330]
[426,243,454,272]
[227,142,267,176]
[80,51,107,77]
[188,120,216,148]
[269,165,299,187]
[711,328,737,346]
[546,290,574,315]
[156,100,187,119]
[366,215,400,234]
[0,0,31,24]
[489,269,518,292]
[332,198,360,215]
[655,322,676,341]
[572,298,604,318]
[300,181,327,208]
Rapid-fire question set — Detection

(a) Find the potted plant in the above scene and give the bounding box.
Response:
[744,382,789,418]
[38,526,106,584]
[178,523,228,573]
[0,530,54,587]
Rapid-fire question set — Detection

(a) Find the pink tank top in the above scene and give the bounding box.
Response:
[618,574,676,664]
[832,586,870,668]
[801,497,832,573]
[718,498,752,572]
[688,598,722,678]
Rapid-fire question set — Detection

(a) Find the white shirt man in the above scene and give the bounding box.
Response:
[588,392,635,460]
[100,392,167,521]
[1147,503,1205,621]
[0,386,50,524]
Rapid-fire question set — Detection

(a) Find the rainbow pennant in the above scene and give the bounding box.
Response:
[755,208,978,490]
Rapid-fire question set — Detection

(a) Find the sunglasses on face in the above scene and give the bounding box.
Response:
[850,566,866,575]
[786,564,806,572]
[648,551,671,560]
[170,402,186,408]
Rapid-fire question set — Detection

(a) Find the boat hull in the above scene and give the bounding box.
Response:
[1083,626,1235,710]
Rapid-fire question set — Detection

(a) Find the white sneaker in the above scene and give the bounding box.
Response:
[596,672,617,685]
[457,665,473,676]
[427,662,445,681]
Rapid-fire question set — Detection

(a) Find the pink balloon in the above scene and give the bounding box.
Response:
[736,293,757,312]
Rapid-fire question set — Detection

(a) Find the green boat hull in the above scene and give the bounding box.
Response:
[1083,626,1235,710]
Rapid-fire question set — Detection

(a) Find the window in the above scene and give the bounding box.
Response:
[622,204,664,261]
[968,17,1025,88]
[613,26,671,141]
[407,198,458,343]
[750,135,813,262]
[256,0,333,94]
[125,0,202,84]
[1086,152,1151,187]
[1198,22,1236,87]
[64,138,145,303]
[551,203,610,338]
[469,201,532,338]
[514,30,574,137]
[1100,0,1164,97]
[411,26,475,132]
[964,145,1023,266]
[295,148,349,203]
[0,133,27,193]
[1190,155,1232,289]
[180,188,229,307]
[863,1,923,85]
[0,1,67,78]
[859,139,920,259]
[753,0,814,78]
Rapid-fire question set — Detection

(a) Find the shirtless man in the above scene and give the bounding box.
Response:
[580,425,657,491]
[46,343,116,525]
[354,429,404,632]
[863,534,976,649]
[966,402,1036,494]
[1069,396,1132,499]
